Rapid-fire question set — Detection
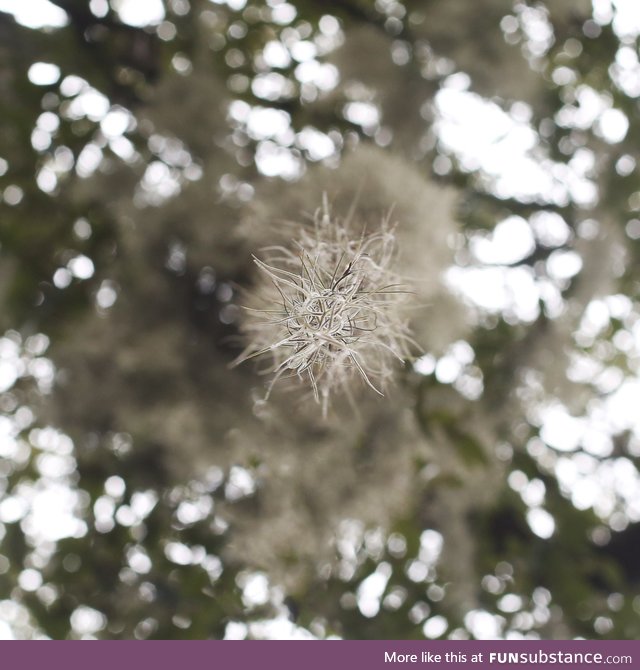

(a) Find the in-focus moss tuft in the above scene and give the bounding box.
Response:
[234,197,415,416]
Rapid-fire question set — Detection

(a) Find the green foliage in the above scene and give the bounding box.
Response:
[1,0,640,641]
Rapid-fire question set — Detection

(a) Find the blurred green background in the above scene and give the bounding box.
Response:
[1,0,640,640]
